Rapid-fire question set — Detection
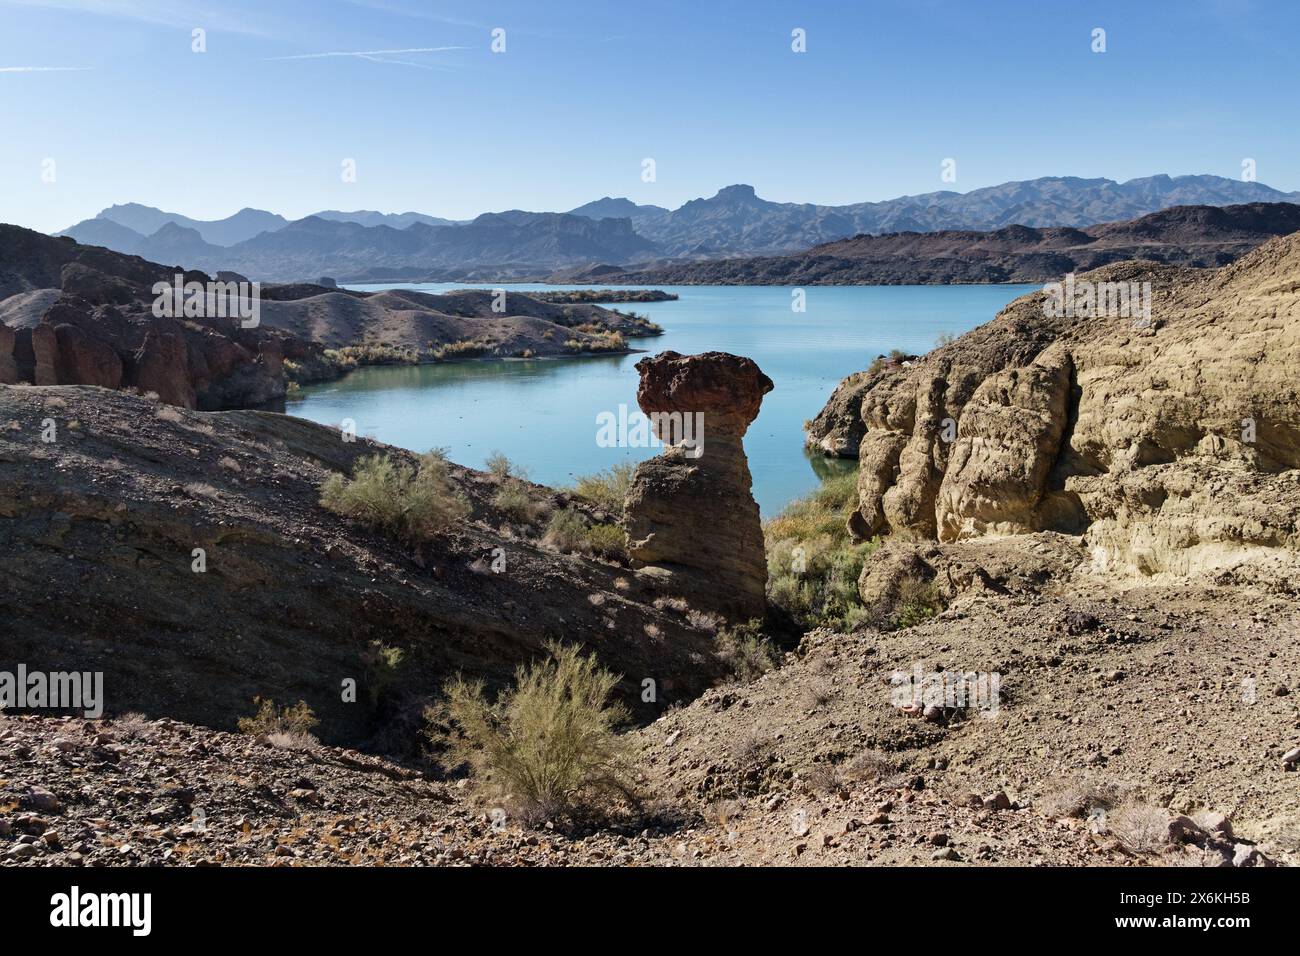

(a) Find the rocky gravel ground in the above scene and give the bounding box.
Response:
[3,575,1294,868]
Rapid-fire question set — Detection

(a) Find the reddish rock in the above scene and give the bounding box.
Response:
[53,323,123,389]
[135,328,196,408]
[0,323,17,384]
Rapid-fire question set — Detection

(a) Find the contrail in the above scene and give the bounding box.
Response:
[266,46,465,61]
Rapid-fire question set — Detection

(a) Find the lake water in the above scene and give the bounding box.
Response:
[287,283,1037,516]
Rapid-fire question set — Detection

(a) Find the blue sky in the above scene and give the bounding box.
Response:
[1,0,1296,232]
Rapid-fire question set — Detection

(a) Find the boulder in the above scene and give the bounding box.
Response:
[623,351,774,621]
[134,328,195,408]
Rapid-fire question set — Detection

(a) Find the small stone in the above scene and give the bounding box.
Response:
[1199,811,1232,839]
[664,731,681,747]
[6,843,38,860]
[983,791,1012,811]
[1281,746,1300,767]
[867,812,890,826]
[931,847,959,861]
[927,831,949,847]
[26,788,60,813]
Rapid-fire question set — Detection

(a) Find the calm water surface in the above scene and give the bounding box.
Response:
[288,283,1036,516]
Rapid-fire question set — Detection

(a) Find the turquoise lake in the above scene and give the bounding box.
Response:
[287,283,1037,516]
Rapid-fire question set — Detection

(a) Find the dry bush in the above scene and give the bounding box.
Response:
[238,697,320,741]
[485,451,526,481]
[802,684,834,711]
[653,596,690,614]
[1040,777,1123,819]
[320,451,469,544]
[715,620,779,684]
[1107,801,1172,854]
[844,749,894,784]
[890,574,945,629]
[687,609,723,633]
[431,642,637,825]
[267,730,321,752]
[112,712,154,740]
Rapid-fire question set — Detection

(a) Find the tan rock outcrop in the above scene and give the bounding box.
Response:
[623,351,774,620]
[816,235,1300,587]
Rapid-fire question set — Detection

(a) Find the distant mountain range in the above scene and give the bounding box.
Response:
[56,174,1300,282]
[560,202,1300,285]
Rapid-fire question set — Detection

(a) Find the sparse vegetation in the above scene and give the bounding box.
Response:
[492,481,547,525]
[434,338,492,361]
[111,712,154,741]
[320,451,469,544]
[542,507,590,552]
[934,330,957,348]
[1107,801,1172,854]
[238,697,320,740]
[890,575,944,629]
[363,641,406,710]
[430,642,637,824]
[325,344,418,369]
[583,522,627,559]
[764,469,879,630]
[568,460,637,513]
[715,619,779,683]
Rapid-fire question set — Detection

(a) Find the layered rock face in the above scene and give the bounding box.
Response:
[815,232,1300,585]
[623,351,774,620]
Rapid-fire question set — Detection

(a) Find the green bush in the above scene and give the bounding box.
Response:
[492,480,547,525]
[320,451,469,544]
[543,507,591,553]
[890,575,944,629]
[569,461,637,513]
[431,642,636,824]
[584,522,626,559]
[764,469,879,630]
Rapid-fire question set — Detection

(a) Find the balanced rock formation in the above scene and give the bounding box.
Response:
[812,230,1300,588]
[623,351,774,620]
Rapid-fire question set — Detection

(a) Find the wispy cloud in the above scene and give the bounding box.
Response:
[0,0,270,36]
[340,0,487,30]
[265,46,466,69]
[0,65,93,72]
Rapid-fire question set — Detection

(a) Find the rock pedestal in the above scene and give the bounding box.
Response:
[622,351,774,621]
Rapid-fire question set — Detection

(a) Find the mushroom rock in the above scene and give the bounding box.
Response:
[622,350,774,621]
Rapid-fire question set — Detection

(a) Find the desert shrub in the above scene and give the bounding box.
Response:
[492,481,547,525]
[238,697,319,738]
[320,451,469,544]
[485,450,527,481]
[111,712,154,741]
[1107,801,1172,854]
[434,339,491,360]
[715,619,779,684]
[1040,777,1123,819]
[934,330,957,348]
[326,344,417,367]
[364,641,405,709]
[584,522,626,558]
[543,507,591,553]
[891,575,944,629]
[569,460,637,513]
[431,642,636,824]
[764,470,879,630]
